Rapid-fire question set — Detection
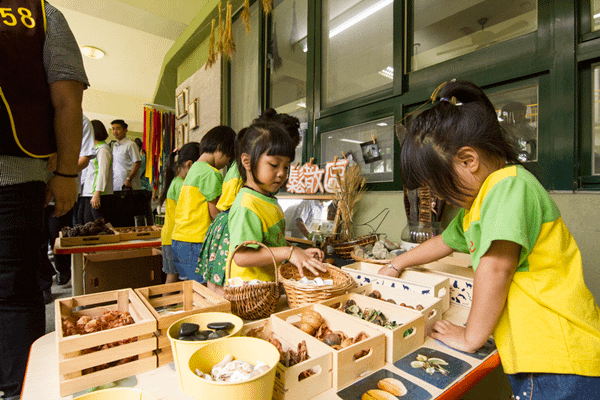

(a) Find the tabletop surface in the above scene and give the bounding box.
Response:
[54,237,162,254]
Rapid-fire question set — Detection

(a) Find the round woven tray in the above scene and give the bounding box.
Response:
[279,263,357,308]
[330,234,378,258]
[350,250,390,265]
[224,241,280,320]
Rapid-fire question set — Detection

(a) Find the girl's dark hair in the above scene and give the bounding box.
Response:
[400,80,520,206]
[236,122,296,184]
[158,142,201,205]
[253,108,301,148]
[91,120,109,141]
[199,125,236,158]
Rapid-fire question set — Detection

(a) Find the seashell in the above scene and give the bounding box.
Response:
[314,277,324,286]
[323,279,334,285]
[228,277,245,287]
[377,377,407,396]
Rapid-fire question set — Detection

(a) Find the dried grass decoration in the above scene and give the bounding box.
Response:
[241,0,251,33]
[205,19,218,69]
[217,1,224,54]
[262,0,273,14]
[222,1,236,58]
[334,164,367,241]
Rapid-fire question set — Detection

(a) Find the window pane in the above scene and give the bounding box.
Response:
[594,0,600,31]
[593,64,600,174]
[270,0,308,162]
[321,117,394,183]
[488,85,539,163]
[322,0,393,108]
[410,0,537,72]
[231,2,259,132]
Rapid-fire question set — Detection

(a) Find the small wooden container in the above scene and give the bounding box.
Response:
[113,226,162,241]
[55,289,157,397]
[273,303,386,390]
[58,224,120,247]
[342,262,451,311]
[134,280,230,366]
[319,293,424,363]
[353,283,443,333]
[420,256,475,309]
[242,317,333,400]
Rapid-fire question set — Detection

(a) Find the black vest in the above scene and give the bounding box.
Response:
[0,0,55,157]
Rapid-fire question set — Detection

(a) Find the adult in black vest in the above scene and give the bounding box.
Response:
[0,1,88,398]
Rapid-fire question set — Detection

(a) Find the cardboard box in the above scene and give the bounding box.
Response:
[242,317,333,400]
[84,248,162,294]
[55,289,157,396]
[135,280,231,366]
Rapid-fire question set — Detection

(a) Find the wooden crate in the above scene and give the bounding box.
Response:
[55,289,157,397]
[353,283,443,333]
[134,280,230,366]
[273,303,386,390]
[242,317,333,400]
[58,227,120,247]
[342,262,451,311]
[113,226,162,241]
[420,258,475,309]
[319,293,424,363]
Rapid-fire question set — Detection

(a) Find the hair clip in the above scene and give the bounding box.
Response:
[440,97,450,102]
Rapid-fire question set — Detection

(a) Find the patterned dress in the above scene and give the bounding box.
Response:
[196,211,230,285]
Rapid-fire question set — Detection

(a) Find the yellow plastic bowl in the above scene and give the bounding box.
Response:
[185,337,281,400]
[167,312,243,392]
[73,388,157,399]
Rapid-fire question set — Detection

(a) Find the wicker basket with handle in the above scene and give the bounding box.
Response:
[224,240,280,320]
[279,262,357,308]
[330,234,378,258]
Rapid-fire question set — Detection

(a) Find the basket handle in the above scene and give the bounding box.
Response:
[226,240,279,286]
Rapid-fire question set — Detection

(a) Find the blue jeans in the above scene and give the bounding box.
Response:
[171,240,204,283]
[0,182,46,398]
[508,373,600,400]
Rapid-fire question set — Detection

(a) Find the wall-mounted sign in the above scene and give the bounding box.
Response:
[286,158,349,194]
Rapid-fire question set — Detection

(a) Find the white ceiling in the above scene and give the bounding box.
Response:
[49,0,208,133]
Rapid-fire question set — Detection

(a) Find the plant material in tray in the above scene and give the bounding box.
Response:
[367,290,424,310]
[330,299,399,330]
[61,217,113,237]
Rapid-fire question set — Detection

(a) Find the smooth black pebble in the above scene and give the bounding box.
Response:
[178,335,196,341]
[207,322,234,330]
[179,322,200,337]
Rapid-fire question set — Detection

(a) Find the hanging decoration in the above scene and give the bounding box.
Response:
[222,1,236,58]
[289,0,298,51]
[241,0,251,33]
[217,1,224,55]
[271,22,283,70]
[143,106,175,192]
[206,19,217,69]
[262,0,273,14]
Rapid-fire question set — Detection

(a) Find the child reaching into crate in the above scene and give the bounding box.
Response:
[196,109,302,294]
[170,126,236,282]
[378,80,600,398]
[158,142,201,284]
[226,122,327,284]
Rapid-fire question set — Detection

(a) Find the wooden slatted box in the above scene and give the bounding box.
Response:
[242,317,333,400]
[134,280,230,366]
[55,289,157,397]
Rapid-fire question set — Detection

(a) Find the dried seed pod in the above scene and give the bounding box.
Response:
[377,377,407,396]
[368,290,382,299]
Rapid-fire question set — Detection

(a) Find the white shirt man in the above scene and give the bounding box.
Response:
[111,120,141,190]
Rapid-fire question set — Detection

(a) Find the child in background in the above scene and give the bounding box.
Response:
[227,122,326,283]
[197,109,302,293]
[171,126,236,282]
[378,80,600,399]
[158,142,201,284]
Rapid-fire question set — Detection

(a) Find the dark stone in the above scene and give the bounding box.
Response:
[179,322,200,337]
[207,322,234,331]
[207,331,221,340]
[178,335,196,341]
[193,331,209,341]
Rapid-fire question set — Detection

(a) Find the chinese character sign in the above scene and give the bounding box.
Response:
[286,159,348,194]
[324,159,349,193]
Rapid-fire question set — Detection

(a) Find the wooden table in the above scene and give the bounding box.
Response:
[22,304,500,400]
[54,238,162,296]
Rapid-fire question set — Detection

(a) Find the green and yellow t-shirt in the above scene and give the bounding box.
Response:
[161,176,183,246]
[227,187,286,282]
[442,165,600,375]
[216,161,243,212]
[171,161,223,243]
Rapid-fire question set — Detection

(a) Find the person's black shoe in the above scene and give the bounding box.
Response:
[43,288,53,304]
[56,272,71,285]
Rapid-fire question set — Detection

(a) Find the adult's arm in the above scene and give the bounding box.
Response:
[78,155,91,171]
[122,161,141,189]
[45,80,84,217]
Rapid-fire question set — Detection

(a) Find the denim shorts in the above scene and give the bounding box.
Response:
[161,245,177,275]
[171,240,204,283]
[508,373,600,400]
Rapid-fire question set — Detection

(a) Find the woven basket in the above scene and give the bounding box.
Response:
[330,234,378,258]
[279,263,357,308]
[350,250,390,265]
[224,241,280,320]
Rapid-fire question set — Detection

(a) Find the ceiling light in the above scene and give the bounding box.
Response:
[594,12,600,19]
[329,0,394,38]
[81,46,105,59]
[376,122,388,126]
[297,102,306,108]
[378,66,394,80]
[339,139,364,144]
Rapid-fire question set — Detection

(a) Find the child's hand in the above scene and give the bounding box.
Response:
[378,264,400,277]
[290,248,327,277]
[429,320,477,353]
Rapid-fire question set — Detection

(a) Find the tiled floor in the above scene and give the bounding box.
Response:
[45,278,72,334]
